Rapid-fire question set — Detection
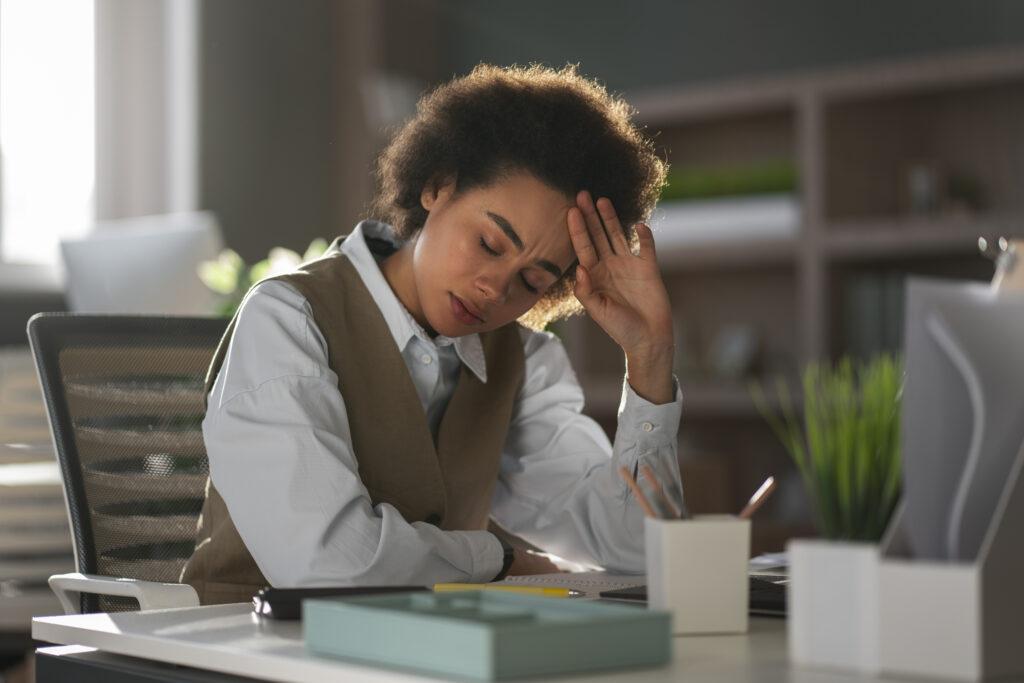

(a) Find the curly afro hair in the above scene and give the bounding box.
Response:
[371,63,667,330]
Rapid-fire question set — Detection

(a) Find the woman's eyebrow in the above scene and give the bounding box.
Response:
[486,210,563,279]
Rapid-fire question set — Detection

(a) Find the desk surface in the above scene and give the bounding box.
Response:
[32,602,944,683]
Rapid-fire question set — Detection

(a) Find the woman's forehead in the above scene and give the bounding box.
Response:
[471,173,576,262]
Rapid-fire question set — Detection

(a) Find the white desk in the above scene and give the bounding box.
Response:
[32,603,945,683]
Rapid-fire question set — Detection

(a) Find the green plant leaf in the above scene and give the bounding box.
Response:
[752,354,903,541]
[196,249,243,294]
[248,258,271,284]
[303,237,329,262]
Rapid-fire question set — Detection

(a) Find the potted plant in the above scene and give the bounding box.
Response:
[752,355,902,673]
[197,238,329,317]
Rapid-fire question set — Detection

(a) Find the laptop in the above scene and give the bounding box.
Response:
[599,573,788,617]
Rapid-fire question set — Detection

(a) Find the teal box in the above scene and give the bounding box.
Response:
[304,591,671,681]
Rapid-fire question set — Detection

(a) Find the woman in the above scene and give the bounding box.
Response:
[182,64,684,605]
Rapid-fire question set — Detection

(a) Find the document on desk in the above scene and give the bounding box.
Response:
[498,571,644,598]
[497,554,789,599]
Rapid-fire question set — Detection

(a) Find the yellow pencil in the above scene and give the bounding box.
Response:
[433,583,582,598]
[618,466,659,518]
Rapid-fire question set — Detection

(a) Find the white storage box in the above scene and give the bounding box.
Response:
[787,539,879,673]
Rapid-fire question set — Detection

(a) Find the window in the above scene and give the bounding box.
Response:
[1,0,94,265]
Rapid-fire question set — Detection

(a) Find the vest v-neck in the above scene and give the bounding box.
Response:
[340,220,488,383]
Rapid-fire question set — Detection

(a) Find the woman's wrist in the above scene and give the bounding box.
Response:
[624,344,675,405]
[492,538,515,582]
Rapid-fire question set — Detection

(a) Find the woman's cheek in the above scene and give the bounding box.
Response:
[462,243,489,280]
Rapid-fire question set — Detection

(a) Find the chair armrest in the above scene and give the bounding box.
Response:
[48,572,200,614]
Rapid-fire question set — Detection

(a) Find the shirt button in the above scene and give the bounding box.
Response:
[420,354,432,365]
[641,422,654,432]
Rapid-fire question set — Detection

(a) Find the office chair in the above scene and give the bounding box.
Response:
[27,313,227,614]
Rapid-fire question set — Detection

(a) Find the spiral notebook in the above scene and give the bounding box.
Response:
[498,571,645,598]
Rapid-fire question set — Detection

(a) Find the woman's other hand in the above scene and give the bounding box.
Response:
[506,549,563,576]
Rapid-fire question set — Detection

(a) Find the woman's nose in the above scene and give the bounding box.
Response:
[475,266,512,304]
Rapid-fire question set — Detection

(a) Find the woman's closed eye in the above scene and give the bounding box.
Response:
[479,236,500,256]
[479,236,542,294]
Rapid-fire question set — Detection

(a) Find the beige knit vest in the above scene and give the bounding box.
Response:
[181,237,524,605]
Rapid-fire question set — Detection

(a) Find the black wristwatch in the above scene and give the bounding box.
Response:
[492,537,515,581]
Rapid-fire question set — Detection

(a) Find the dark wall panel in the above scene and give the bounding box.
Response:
[440,0,1024,92]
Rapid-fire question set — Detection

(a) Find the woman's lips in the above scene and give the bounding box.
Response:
[450,294,483,325]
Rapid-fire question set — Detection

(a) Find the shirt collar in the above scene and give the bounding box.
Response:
[339,220,488,383]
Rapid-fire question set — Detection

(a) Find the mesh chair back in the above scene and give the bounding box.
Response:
[28,314,227,613]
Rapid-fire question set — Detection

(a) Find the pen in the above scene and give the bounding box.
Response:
[739,476,777,519]
[433,583,583,598]
[640,463,684,519]
[618,466,660,518]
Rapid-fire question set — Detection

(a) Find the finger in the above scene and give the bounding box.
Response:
[635,222,657,260]
[573,264,598,308]
[578,190,614,257]
[596,197,630,255]
[573,267,609,318]
[567,207,599,269]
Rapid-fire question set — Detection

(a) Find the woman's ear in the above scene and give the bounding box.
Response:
[420,176,456,211]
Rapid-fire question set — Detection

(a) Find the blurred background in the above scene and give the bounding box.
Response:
[2,0,1024,677]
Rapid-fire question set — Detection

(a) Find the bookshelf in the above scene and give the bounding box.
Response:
[555,46,1024,553]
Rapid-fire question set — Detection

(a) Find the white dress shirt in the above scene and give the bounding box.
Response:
[204,220,685,587]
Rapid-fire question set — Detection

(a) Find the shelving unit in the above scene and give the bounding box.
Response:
[824,215,1014,260]
[556,46,1024,552]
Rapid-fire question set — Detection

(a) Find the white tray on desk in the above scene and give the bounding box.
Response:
[30,603,833,683]
[35,604,432,683]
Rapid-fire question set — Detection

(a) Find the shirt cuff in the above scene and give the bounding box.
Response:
[460,530,505,583]
[615,375,683,447]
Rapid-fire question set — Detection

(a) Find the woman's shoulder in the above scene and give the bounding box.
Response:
[514,324,573,369]
[233,279,316,336]
[509,323,584,408]
[245,278,310,309]
[515,323,554,351]
[221,280,326,388]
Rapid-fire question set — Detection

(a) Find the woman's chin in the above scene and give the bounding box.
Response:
[421,311,462,339]
[425,300,508,338]
[426,304,478,338]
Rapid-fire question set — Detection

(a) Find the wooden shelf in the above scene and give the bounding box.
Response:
[750,519,818,555]
[681,380,798,418]
[629,45,1024,125]
[656,236,798,271]
[581,376,800,420]
[824,213,1024,261]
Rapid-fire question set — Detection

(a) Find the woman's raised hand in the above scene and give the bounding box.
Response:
[568,191,675,404]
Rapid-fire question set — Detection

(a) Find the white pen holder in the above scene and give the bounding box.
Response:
[644,515,750,635]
